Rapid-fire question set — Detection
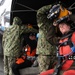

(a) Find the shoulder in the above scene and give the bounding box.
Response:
[37,4,52,15]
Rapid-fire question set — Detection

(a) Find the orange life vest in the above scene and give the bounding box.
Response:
[59,32,75,70]
[16,45,36,64]
[24,45,36,56]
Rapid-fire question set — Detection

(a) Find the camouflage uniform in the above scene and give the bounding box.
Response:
[2,17,38,75]
[36,5,57,73]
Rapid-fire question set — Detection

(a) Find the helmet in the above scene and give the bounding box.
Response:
[53,15,75,30]
[28,24,33,28]
[53,16,69,25]
[47,4,60,20]
[47,4,69,21]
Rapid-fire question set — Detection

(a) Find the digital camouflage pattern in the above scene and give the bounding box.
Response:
[36,5,56,55]
[4,56,15,75]
[2,17,38,75]
[2,17,38,57]
[37,54,57,72]
[36,5,57,72]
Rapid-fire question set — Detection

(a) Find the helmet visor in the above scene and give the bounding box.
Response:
[47,4,60,20]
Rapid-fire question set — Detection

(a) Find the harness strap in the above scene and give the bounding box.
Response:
[54,32,75,74]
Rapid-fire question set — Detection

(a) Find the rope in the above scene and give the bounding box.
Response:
[68,2,75,10]
[16,2,37,12]
[10,10,37,12]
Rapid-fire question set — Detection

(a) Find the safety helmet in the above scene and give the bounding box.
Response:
[53,16,69,25]
[53,15,75,30]
[47,3,69,21]
[28,24,33,28]
[47,4,60,20]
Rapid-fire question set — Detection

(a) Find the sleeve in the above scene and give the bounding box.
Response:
[37,5,59,46]
[20,25,38,35]
[46,26,61,46]
[46,32,59,46]
[37,5,52,28]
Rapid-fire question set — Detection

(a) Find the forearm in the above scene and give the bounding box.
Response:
[46,26,59,46]
[46,35,59,46]
[37,5,59,45]
[37,5,52,28]
[20,26,38,35]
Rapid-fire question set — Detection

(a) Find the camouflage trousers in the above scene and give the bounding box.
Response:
[37,54,57,73]
[4,56,16,75]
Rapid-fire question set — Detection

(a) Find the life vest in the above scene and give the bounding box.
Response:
[16,45,36,64]
[63,70,75,75]
[59,32,75,70]
[40,32,75,75]
[24,44,36,56]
